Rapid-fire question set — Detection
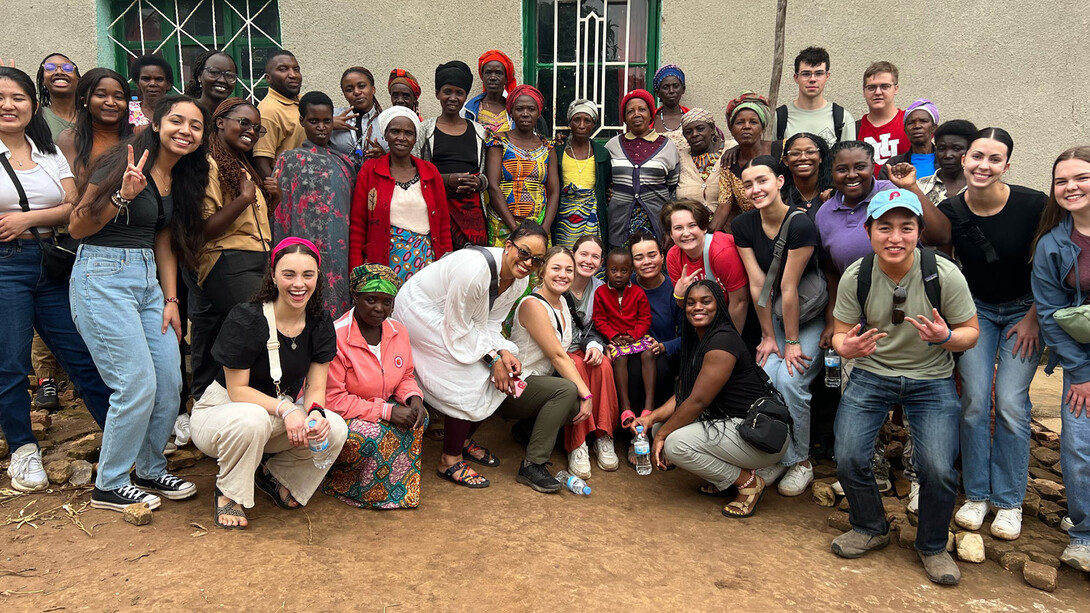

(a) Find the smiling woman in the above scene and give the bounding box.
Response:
[57,67,133,183]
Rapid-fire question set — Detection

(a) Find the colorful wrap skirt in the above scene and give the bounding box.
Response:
[389,225,434,282]
[606,334,656,360]
[322,417,425,509]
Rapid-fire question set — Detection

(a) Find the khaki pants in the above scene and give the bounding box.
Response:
[31,331,60,380]
[190,382,347,508]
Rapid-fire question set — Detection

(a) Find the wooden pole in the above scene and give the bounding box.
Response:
[767,0,789,138]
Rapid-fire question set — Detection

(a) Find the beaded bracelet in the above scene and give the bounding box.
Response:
[784,339,801,345]
[110,190,132,224]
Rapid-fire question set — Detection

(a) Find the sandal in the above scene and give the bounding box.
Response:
[437,460,490,488]
[462,440,500,467]
[254,465,301,510]
[722,472,766,518]
[213,487,247,530]
[698,482,738,497]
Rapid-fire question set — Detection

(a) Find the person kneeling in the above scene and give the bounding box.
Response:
[190,239,348,529]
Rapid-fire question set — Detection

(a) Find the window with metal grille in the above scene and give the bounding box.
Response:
[523,0,661,140]
[108,0,282,103]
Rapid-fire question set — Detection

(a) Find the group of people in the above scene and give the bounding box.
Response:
[0,44,1087,588]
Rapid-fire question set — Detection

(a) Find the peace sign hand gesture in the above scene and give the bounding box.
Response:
[673,264,702,301]
[120,144,149,201]
[906,308,951,345]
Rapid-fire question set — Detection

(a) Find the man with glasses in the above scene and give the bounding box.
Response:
[828,189,978,585]
[856,61,908,168]
[775,46,855,147]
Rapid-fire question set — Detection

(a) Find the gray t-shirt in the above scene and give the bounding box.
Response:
[782,101,856,147]
[834,249,976,379]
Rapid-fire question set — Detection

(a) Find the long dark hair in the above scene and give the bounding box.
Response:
[73,68,133,176]
[780,131,832,200]
[35,52,81,108]
[209,97,268,204]
[252,243,325,318]
[0,67,56,155]
[78,95,210,268]
[1033,146,1090,257]
[676,280,741,431]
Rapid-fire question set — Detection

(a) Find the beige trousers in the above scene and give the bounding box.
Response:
[190,382,347,508]
[32,331,60,380]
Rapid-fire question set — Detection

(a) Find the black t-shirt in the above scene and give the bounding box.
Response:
[431,121,478,176]
[687,326,769,420]
[731,206,821,278]
[82,180,172,249]
[938,185,1046,304]
[212,302,337,399]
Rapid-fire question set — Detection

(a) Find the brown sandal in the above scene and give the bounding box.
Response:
[722,472,766,518]
[437,460,490,488]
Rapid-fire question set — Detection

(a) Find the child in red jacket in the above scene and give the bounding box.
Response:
[593,248,656,417]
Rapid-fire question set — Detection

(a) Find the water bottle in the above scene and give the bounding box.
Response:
[824,348,842,388]
[555,470,591,495]
[128,96,143,125]
[633,425,652,475]
[307,419,333,469]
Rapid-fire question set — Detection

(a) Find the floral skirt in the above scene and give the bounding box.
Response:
[389,225,433,282]
[322,417,425,509]
[628,203,654,238]
[606,334,656,360]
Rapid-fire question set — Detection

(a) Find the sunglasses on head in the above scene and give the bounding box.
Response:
[511,243,545,268]
[891,285,907,324]
[44,62,75,73]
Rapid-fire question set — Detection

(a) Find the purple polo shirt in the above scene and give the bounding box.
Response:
[815,179,896,274]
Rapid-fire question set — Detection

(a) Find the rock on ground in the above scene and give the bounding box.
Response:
[1022,560,1057,592]
[955,532,986,563]
[826,511,851,532]
[897,525,917,550]
[45,460,71,484]
[1027,551,1061,568]
[1000,551,1029,572]
[1032,479,1065,501]
[811,482,836,507]
[123,503,153,526]
[69,460,93,485]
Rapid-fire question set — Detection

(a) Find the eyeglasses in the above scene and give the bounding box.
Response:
[204,68,238,82]
[785,148,820,160]
[223,116,267,137]
[864,83,895,93]
[512,244,545,268]
[892,285,907,324]
[43,62,75,73]
[797,70,827,80]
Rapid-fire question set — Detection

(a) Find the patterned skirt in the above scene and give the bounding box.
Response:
[606,334,656,360]
[389,225,434,282]
[322,417,425,509]
[553,186,599,249]
[628,202,654,238]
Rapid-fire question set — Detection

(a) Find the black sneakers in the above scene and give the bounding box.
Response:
[134,473,197,500]
[517,460,561,493]
[91,484,162,511]
[34,378,59,411]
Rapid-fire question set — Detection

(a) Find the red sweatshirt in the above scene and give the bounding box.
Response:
[592,283,652,341]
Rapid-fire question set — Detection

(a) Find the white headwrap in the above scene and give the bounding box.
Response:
[377,106,421,137]
[566,99,600,124]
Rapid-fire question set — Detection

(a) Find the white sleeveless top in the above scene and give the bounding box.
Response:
[510,292,573,378]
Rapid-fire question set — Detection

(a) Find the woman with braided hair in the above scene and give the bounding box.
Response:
[183,50,238,116]
[185,97,281,402]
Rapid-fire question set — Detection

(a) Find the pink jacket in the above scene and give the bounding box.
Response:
[326,310,423,422]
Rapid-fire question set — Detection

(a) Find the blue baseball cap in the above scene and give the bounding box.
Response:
[867,189,923,221]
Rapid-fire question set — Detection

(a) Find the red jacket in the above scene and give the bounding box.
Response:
[349,154,453,270]
[592,283,652,341]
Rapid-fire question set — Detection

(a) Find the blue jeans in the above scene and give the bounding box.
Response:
[0,240,111,449]
[835,369,960,555]
[764,315,824,466]
[70,245,181,491]
[1061,372,1090,546]
[958,296,1040,509]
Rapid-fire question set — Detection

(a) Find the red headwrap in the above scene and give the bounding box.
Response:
[478,50,517,95]
[506,84,544,114]
[387,69,421,99]
[620,89,656,129]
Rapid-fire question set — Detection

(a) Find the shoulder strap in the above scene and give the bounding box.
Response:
[947,196,1001,265]
[527,293,563,334]
[832,103,845,143]
[148,177,166,230]
[856,253,876,327]
[467,246,499,309]
[562,291,585,334]
[757,210,804,308]
[920,248,943,320]
[0,154,51,248]
[702,233,714,283]
[775,105,788,141]
[261,302,284,397]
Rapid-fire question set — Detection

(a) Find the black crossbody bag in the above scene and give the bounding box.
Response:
[738,365,794,454]
[0,154,79,280]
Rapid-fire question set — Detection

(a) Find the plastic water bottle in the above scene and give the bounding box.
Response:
[555,470,591,495]
[633,425,652,475]
[824,348,842,388]
[307,419,333,469]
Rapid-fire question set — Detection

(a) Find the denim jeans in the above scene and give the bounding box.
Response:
[764,315,824,466]
[70,245,181,491]
[835,369,960,555]
[958,296,1041,509]
[0,239,111,449]
[1061,372,1090,546]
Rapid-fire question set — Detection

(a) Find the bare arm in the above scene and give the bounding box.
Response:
[542,149,560,230]
[518,299,591,398]
[727,287,749,334]
[302,361,331,409]
[778,246,814,342]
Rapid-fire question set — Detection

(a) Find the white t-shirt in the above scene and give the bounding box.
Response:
[0,163,67,233]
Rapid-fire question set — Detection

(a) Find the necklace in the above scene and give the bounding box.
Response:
[285,333,300,351]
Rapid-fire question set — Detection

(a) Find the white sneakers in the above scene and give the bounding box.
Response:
[173,413,192,446]
[906,482,920,514]
[778,463,814,497]
[594,436,619,472]
[568,442,591,480]
[1061,515,1074,533]
[830,477,892,496]
[7,443,48,492]
[756,463,787,485]
[1061,544,1090,572]
[954,500,990,531]
[990,508,1023,540]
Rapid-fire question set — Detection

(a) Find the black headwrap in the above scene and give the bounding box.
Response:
[435,60,473,93]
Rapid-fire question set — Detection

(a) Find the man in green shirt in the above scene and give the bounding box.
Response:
[829,189,979,585]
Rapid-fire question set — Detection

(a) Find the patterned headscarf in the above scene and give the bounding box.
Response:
[387,69,421,99]
[620,89,656,129]
[506,84,544,114]
[905,98,939,125]
[726,91,771,127]
[566,99,599,123]
[653,64,685,92]
[350,263,402,296]
[478,50,517,95]
[680,107,715,129]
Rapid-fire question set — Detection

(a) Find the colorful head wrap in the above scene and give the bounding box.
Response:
[378,106,422,137]
[477,50,517,95]
[566,99,599,124]
[620,89,656,129]
[387,69,421,99]
[506,84,544,114]
[653,64,685,92]
[350,263,402,296]
[905,98,939,126]
[271,237,320,268]
[680,107,715,129]
[435,60,473,92]
[726,90,772,127]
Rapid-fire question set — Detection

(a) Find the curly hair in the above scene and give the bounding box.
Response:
[72,68,134,178]
[209,97,268,205]
[251,244,325,319]
[35,52,80,108]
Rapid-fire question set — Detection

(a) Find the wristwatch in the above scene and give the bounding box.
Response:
[308,403,326,418]
[482,349,500,368]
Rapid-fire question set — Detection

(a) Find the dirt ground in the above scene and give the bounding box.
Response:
[1,368,1088,612]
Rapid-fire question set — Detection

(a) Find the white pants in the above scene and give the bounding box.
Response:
[190,381,347,507]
